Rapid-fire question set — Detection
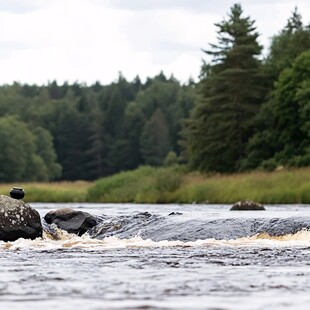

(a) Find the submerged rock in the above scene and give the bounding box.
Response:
[89,213,263,241]
[168,212,183,216]
[88,212,160,239]
[42,208,310,241]
[230,200,265,211]
[0,195,42,242]
[44,208,98,236]
[256,217,310,236]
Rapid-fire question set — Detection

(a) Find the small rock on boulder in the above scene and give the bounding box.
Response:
[44,208,98,236]
[0,195,42,242]
[230,200,265,211]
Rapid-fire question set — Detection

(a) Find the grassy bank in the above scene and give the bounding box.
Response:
[2,166,310,204]
[87,166,183,203]
[0,181,91,202]
[87,166,310,204]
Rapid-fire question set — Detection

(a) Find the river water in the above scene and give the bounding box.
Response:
[1,203,310,310]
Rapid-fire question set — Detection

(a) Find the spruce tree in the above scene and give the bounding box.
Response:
[185,3,263,172]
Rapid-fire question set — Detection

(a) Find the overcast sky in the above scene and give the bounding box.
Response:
[0,0,309,85]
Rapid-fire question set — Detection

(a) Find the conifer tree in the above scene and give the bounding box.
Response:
[264,7,310,84]
[243,50,310,169]
[185,3,263,172]
[140,108,171,166]
[242,9,310,170]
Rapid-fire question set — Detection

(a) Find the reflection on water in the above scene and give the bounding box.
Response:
[1,203,310,310]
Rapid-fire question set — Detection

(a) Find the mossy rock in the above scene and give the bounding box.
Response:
[0,195,42,241]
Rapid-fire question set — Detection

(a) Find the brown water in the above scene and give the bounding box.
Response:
[1,203,310,310]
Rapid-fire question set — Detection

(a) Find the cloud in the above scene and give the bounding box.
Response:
[0,0,217,84]
[0,0,136,85]
[0,41,33,59]
[121,9,218,57]
[103,0,232,13]
[0,0,309,85]
[0,0,49,14]
[101,0,308,15]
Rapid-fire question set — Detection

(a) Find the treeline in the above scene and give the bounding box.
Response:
[183,4,310,173]
[0,73,195,181]
[0,4,309,182]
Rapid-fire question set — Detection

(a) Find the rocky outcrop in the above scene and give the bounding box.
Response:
[44,208,98,236]
[0,195,42,242]
[230,200,266,211]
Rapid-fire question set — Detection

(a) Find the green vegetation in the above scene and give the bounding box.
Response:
[87,166,310,204]
[0,117,61,182]
[0,182,91,203]
[183,5,310,174]
[0,4,309,198]
[1,167,310,204]
[86,166,183,203]
[184,4,264,172]
[0,74,195,182]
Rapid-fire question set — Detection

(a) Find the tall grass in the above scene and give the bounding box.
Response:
[175,168,310,204]
[87,166,310,204]
[86,166,183,203]
[2,167,310,204]
[0,181,91,202]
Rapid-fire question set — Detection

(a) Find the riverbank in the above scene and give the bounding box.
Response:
[2,166,310,204]
[0,181,92,203]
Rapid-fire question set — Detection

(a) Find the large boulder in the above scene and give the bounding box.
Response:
[230,200,266,211]
[44,208,98,236]
[0,195,42,242]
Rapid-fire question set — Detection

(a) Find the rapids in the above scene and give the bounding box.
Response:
[1,203,310,310]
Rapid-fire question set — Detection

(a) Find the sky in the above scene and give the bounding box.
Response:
[0,0,309,86]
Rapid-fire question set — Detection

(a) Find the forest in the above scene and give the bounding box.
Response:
[0,4,309,182]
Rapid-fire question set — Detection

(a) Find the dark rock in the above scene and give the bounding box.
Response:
[0,195,42,242]
[132,211,152,218]
[168,212,183,216]
[88,213,159,239]
[10,187,25,200]
[44,208,98,236]
[230,200,265,211]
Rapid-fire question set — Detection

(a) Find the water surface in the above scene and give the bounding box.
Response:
[1,203,310,310]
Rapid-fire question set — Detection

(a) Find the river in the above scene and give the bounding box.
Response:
[1,203,310,310]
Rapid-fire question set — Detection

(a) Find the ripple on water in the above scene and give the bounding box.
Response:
[1,204,310,309]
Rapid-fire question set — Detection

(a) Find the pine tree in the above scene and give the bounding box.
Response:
[185,4,263,172]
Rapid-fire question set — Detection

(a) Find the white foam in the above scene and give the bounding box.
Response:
[1,228,310,251]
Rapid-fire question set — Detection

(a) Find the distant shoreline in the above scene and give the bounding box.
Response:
[2,166,310,205]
